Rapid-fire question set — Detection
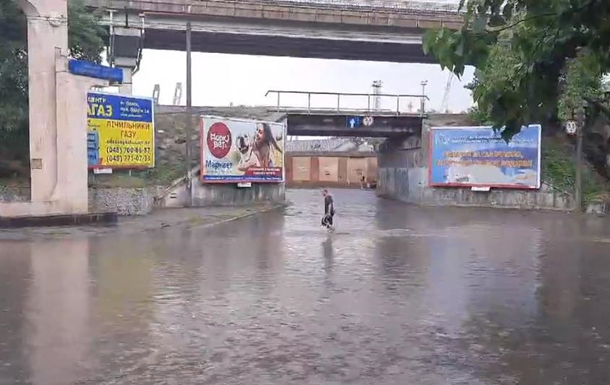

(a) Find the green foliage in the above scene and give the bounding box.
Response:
[558,49,603,122]
[423,0,610,139]
[67,0,107,62]
[542,139,609,203]
[467,105,492,124]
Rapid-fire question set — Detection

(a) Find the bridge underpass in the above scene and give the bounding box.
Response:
[268,90,425,138]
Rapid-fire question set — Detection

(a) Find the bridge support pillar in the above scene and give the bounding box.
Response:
[110,26,143,95]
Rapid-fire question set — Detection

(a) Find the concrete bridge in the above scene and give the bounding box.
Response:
[85,0,462,63]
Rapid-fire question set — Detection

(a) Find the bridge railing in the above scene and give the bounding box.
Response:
[248,0,460,14]
[265,90,429,115]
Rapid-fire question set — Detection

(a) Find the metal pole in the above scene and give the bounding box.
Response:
[308,93,311,113]
[420,80,428,115]
[337,94,340,112]
[575,105,585,212]
[396,95,400,114]
[277,92,280,112]
[185,21,193,207]
[367,95,371,112]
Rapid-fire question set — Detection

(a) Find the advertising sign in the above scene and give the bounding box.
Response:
[429,125,542,189]
[87,92,155,169]
[201,116,285,183]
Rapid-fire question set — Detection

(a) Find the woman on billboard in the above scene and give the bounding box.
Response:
[238,123,283,171]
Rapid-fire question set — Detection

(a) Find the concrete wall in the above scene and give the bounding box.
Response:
[88,187,156,216]
[0,186,30,203]
[378,114,575,211]
[0,186,156,216]
[286,153,377,188]
[157,168,286,208]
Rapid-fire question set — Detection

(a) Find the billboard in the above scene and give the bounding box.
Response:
[201,116,285,183]
[429,125,542,189]
[87,92,155,169]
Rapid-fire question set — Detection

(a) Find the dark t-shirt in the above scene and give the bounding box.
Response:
[324,195,335,216]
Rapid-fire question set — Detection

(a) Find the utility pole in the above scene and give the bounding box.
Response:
[574,103,586,212]
[185,21,193,207]
[420,80,428,115]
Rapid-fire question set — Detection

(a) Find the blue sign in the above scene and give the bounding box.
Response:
[69,60,123,82]
[346,116,362,129]
[87,131,99,167]
[87,92,153,122]
[429,125,542,189]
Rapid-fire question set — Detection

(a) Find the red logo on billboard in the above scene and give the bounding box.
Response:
[207,122,232,159]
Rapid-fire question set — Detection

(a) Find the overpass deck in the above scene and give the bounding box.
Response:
[86,0,462,63]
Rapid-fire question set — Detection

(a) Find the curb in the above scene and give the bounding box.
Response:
[191,202,288,230]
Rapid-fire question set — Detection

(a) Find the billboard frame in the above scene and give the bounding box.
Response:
[87,91,155,170]
[428,125,542,190]
[199,115,286,184]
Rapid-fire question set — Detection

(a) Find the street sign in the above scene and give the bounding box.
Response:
[566,120,578,135]
[363,116,374,126]
[69,60,123,82]
[347,116,362,128]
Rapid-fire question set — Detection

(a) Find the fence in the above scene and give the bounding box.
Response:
[265,90,429,115]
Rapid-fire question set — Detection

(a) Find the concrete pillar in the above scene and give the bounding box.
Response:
[0,0,107,217]
[20,0,69,202]
[54,54,105,213]
[118,67,133,94]
[112,26,143,95]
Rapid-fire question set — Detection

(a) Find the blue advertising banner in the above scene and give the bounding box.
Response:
[429,125,542,189]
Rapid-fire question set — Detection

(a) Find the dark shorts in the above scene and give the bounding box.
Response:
[321,213,334,227]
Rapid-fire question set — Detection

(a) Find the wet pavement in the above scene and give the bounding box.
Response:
[2,189,610,385]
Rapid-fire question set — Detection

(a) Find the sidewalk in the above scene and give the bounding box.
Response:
[0,203,286,241]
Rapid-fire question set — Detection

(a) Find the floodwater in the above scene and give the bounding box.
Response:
[2,189,610,385]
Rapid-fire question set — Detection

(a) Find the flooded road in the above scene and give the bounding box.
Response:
[2,189,610,384]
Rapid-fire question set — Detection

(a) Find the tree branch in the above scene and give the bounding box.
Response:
[483,0,600,34]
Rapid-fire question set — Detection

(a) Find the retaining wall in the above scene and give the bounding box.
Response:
[377,114,575,211]
[157,174,286,208]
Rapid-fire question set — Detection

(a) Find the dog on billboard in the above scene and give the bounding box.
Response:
[235,134,252,164]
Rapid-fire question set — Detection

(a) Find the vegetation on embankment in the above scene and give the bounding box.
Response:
[542,135,610,203]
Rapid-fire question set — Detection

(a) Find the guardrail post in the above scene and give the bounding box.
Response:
[396,95,400,115]
[367,95,371,112]
[337,94,340,112]
[277,92,280,112]
[307,93,311,114]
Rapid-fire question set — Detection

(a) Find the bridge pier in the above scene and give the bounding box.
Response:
[109,25,144,95]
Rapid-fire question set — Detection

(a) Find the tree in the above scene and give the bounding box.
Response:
[0,0,106,167]
[423,0,609,139]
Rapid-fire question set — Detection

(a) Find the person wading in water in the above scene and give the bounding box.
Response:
[321,189,335,230]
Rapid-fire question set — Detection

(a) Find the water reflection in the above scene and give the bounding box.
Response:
[25,240,91,385]
[0,190,610,384]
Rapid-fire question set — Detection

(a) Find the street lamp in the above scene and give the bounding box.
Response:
[420,80,428,114]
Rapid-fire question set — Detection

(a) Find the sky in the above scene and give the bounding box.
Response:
[133,50,475,113]
[130,0,474,113]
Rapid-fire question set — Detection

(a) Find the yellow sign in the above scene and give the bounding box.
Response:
[87,92,155,169]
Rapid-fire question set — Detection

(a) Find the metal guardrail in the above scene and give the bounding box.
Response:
[265,90,430,115]
[250,0,460,13]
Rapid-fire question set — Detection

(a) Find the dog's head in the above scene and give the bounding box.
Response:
[236,134,250,154]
